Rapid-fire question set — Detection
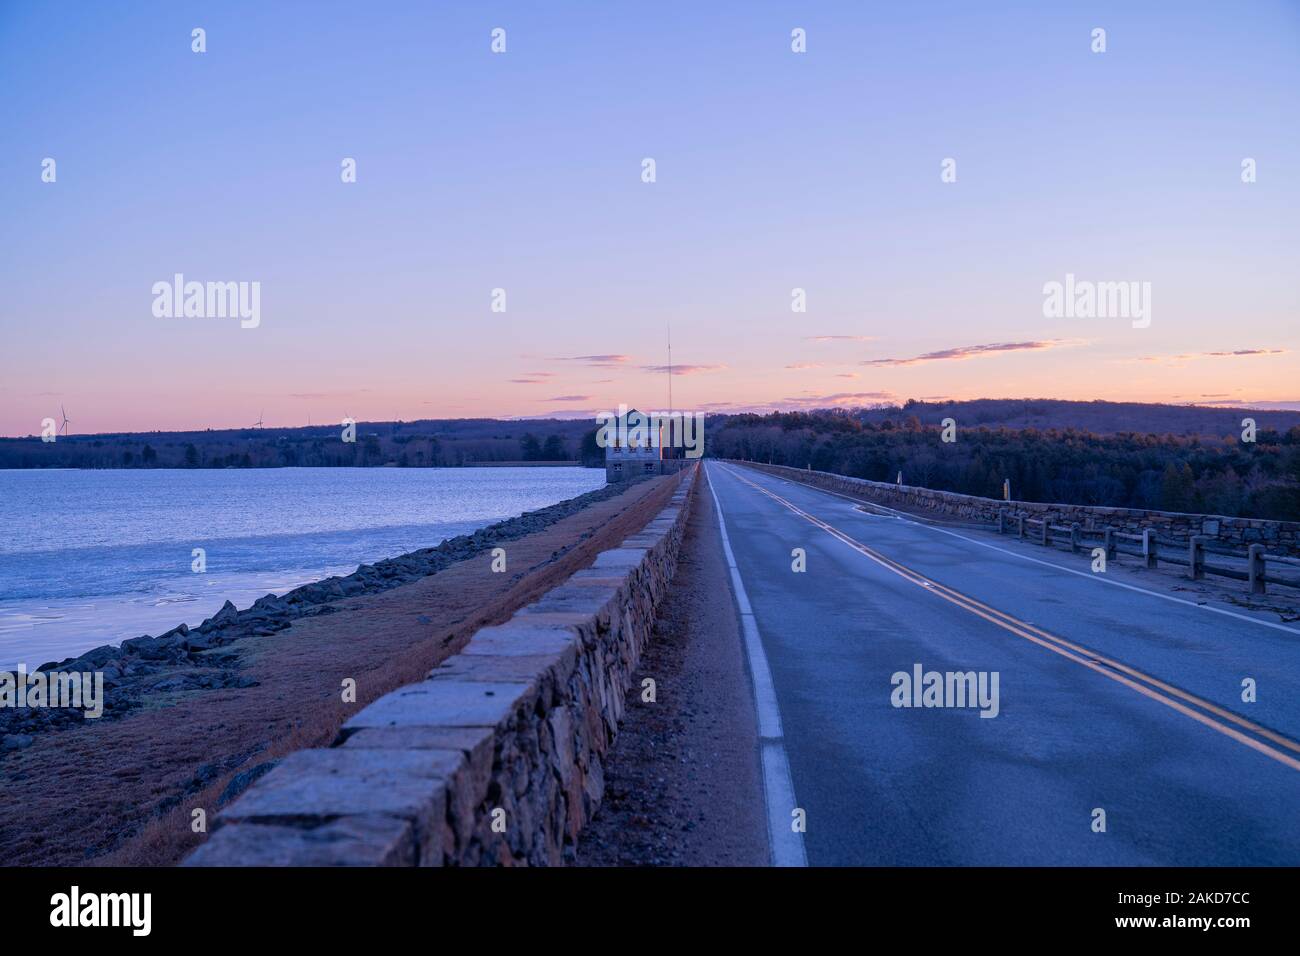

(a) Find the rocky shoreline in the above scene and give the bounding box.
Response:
[0,476,643,749]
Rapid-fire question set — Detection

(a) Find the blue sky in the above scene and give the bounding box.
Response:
[2,0,1298,434]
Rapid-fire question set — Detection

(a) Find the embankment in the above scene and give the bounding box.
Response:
[1,476,652,743]
[0,472,682,866]
[187,463,698,865]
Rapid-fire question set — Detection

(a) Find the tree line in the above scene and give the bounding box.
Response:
[707,410,1300,521]
[0,419,602,469]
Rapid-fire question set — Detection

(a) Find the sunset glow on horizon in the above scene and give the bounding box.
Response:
[3,1,1298,436]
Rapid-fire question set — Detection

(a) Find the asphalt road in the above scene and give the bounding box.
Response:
[707,461,1300,865]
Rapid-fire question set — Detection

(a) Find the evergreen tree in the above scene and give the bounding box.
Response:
[1160,461,1195,512]
[541,435,566,460]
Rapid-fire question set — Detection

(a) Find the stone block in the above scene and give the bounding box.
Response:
[216,748,457,864]
[518,584,620,618]
[567,568,631,588]
[185,813,416,867]
[459,621,579,658]
[431,652,574,685]
[341,726,495,854]
[591,547,650,570]
[344,679,535,731]
[340,724,493,761]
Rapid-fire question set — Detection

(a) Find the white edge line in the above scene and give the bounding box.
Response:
[732,464,1300,638]
[760,742,805,868]
[705,462,808,868]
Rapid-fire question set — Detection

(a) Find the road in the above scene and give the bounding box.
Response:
[706,461,1300,865]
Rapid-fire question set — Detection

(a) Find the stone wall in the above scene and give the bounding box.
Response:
[186,464,698,866]
[606,455,693,483]
[734,461,1300,556]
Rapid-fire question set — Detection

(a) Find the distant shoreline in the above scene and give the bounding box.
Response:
[0,417,605,470]
[0,461,602,470]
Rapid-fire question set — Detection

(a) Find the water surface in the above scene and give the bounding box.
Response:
[0,467,605,668]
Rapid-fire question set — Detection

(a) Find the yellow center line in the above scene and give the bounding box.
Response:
[721,465,1300,773]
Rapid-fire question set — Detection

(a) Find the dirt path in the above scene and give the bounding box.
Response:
[576,469,768,866]
[0,474,680,867]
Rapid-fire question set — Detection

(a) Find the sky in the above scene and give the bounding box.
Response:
[1,0,1298,436]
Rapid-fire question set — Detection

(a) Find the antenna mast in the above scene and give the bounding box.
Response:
[667,323,673,417]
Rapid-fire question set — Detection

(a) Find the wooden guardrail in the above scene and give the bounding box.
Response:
[997,512,1300,594]
[740,462,1300,596]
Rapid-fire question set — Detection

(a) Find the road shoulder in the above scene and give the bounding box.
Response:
[577,470,768,866]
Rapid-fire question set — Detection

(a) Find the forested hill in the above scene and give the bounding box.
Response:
[706,405,1300,522]
[859,399,1300,437]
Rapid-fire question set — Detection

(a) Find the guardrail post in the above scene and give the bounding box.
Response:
[1188,535,1205,580]
[1041,519,1050,547]
[1248,544,1266,595]
[1104,528,1116,560]
[1143,529,1157,568]
[1017,515,1025,539]
[1070,523,1081,554]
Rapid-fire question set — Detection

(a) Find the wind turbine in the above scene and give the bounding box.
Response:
[59,405,71,437]
[253,410,265,429]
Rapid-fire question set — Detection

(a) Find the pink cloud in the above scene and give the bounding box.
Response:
[552,355,631,368]
[641,364,727,375]
[862,340,1068,367]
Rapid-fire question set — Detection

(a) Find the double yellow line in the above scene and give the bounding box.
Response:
[723,465,1300,773]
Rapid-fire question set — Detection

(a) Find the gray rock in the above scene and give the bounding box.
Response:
[217,760,280,807]
[181,632,220,652]
[150,674,206,693]
[210,600,240,627]
[76,645,121,668]
[121,635,184,661]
